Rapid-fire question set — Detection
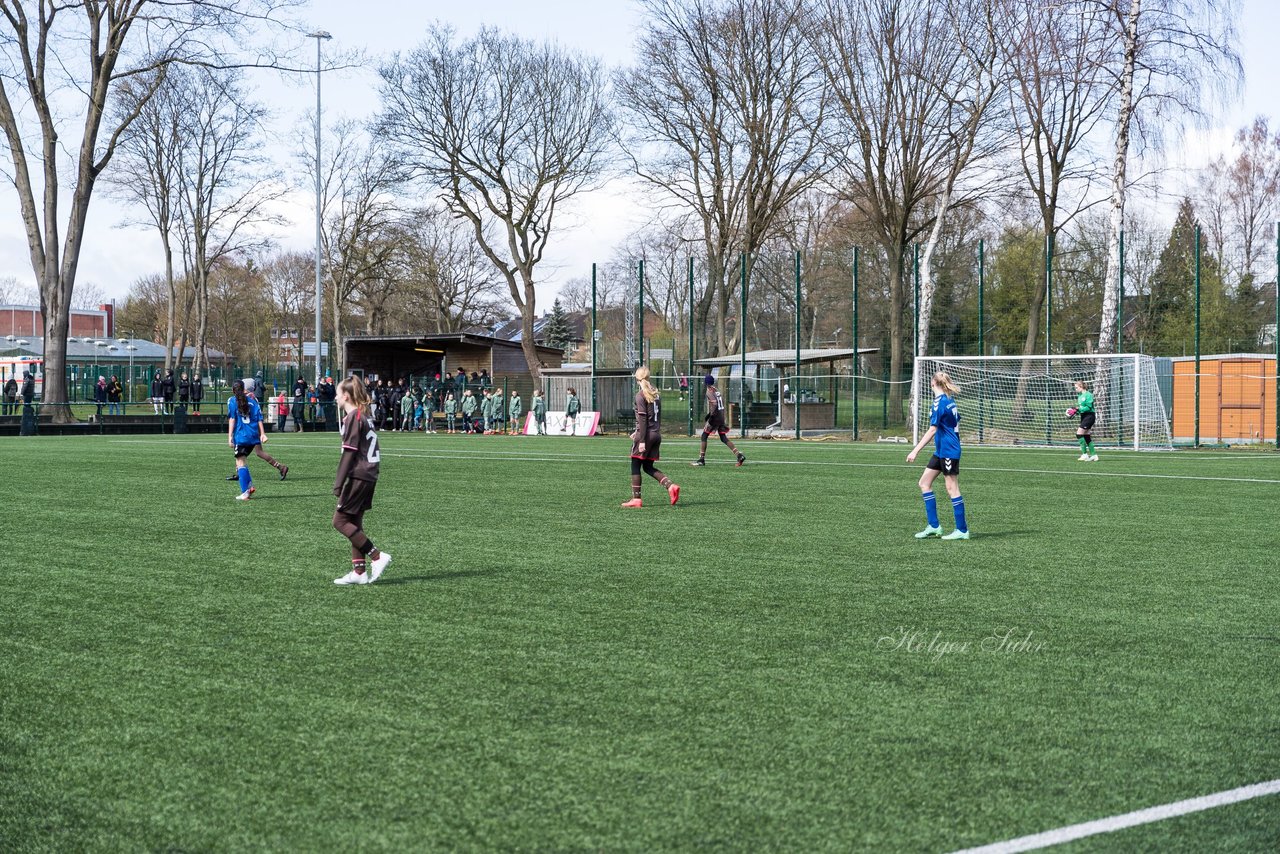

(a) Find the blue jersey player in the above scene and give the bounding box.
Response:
[906,371,969,540]
[227,380,269,501]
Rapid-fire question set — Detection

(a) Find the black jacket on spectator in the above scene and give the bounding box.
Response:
[191,378,203,403]
[150,376,164,399]
[178,375,191,402]
[21,372,35,403]
[161,371,175,402]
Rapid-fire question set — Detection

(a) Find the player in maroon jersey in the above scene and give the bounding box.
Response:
[623,365,680,508]
[690,373,745,467]
[332,376,392,585]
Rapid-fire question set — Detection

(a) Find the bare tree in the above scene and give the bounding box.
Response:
[105,67,188,371]
[0,275,38,305]
[297,120,401,373]
[1095,0,1242,355]
[378,27,613,381]
[386,207,508,333]
[1196,117,1280,287]
[617,0,829,359]
[173,67,286,376]
[997,0,1117,416]
[814,0,1004,417]
[260,250,314,371]
[0,1,296,419]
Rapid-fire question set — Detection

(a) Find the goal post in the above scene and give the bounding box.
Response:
[912,354,1173,451]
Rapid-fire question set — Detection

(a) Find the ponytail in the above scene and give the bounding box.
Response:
[233,380,249,416]
[635,365,659,403]
[932,371,959,398]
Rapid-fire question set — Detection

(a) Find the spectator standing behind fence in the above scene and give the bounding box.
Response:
[477,389,490,433]
[318,375,336,425]
[491,387,505,434]
[178,372,191,410]
[564,387,580,434]
[444,392,457,433]
[106,376,123,415]
[150,372,164,414]
[479,369,491,390]
[508,391,522,434]
[3,375,17,414]
[291,387,306,432]
[532,389,547,434]
[21,370,35,406]
[276,390,289,432]
[190,374,203,415]
[94,375,107,416]
[161,369,175,413]
[461,389,477,432]
[400,388,414,432]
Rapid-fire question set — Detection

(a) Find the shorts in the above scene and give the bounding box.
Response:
[234,443,259,458]
[1078,411,1096,431]
[703,414,728,436]
[337,477,376,514]
[925,454,960,476]
[630,434,661,461]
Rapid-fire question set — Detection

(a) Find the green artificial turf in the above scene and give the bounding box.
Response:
[2,433,1278,851]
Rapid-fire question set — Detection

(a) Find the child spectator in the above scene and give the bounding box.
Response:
[461,389,477,433]
[532,389,547,435]
[444,392,457,433]
[491,387,505,434]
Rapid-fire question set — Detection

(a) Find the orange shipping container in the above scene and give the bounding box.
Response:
[1171,355,1277,443]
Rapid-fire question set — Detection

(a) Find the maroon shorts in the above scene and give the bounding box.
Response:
[336,478,376,514]
[630,434,661,461]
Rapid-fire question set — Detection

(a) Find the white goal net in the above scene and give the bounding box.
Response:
[913,354,1173,450]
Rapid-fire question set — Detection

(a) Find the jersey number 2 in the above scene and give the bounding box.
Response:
[365,429,381,463]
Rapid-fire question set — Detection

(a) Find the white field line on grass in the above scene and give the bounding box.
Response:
[949,778,1280,854]
[95,433,1280,462]
[106,440,1280,484]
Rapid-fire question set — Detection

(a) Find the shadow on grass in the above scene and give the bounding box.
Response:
[376,568,505,585]
[250,492,334,500]
[966,531,1034,539]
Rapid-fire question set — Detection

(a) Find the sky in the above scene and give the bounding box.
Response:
[0,0,1277,310]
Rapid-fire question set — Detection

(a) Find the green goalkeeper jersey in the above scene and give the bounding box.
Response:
[1076,390,1095,414]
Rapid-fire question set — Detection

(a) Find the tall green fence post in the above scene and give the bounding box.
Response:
[740,252,748,439]
[1045,232,1054,446]
[637,259,645,369]
[688,257,695,437]
[794,250,801,440]
[1194,225,1201,448]
[591,263,598,413]
[978,239,985,444]
[852,246,859,441]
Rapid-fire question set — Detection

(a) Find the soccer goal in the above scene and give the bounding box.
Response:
[912,354,1174,450]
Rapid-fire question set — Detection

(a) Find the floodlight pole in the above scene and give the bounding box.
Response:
[308,30,332,387]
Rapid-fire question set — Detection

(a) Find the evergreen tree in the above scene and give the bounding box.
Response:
[1144,198,1230,354]
[544,298,572,353]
